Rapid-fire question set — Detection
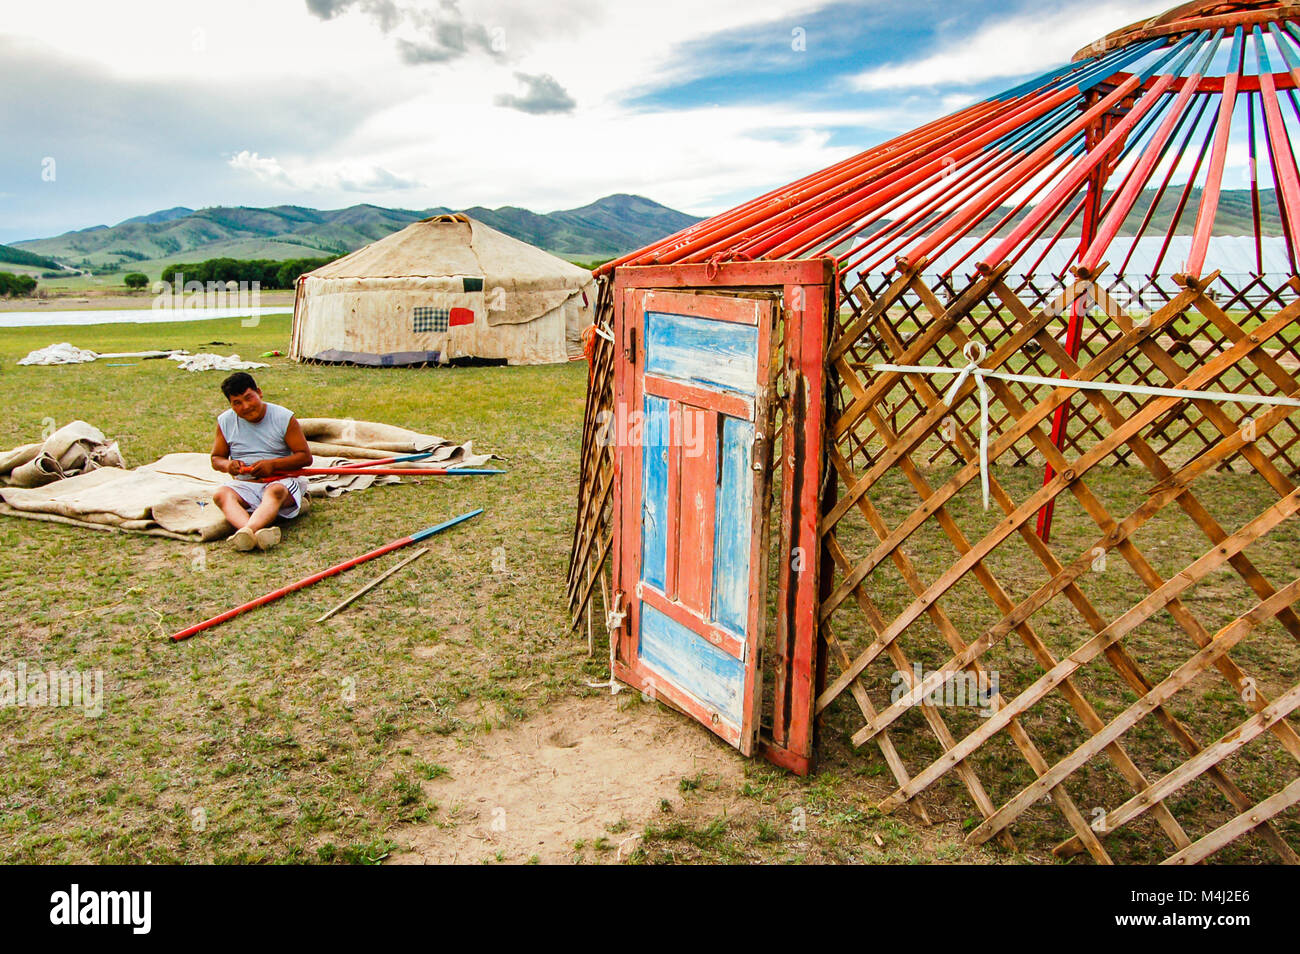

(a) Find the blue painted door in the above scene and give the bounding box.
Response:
[614,289,775,754]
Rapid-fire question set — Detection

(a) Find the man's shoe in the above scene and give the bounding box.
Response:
[229,527,256,551]
[254,526,281,551]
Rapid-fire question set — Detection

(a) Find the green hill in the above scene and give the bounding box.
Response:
[13,195,700,274]
[969,187,1283,238]
[15,187,1280,282]
[115,206,194,226]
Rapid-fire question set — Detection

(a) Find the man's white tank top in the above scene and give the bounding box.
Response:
[218,403,294,481]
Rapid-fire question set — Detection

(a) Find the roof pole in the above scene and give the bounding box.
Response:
[1037,88,1117,542]
[169,509,483,642]
[1185,27,1246,278]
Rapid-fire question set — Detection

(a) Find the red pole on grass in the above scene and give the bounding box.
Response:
[263,467,504,479]
[168,509,483,642]
[335,451,438,468]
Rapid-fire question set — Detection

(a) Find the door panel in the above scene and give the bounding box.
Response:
[711,415,754,636]
[639,602,746,729]
[614,288,774,754]
[672,404,716,616]
[643,310,759,394]
[639,394,671,594]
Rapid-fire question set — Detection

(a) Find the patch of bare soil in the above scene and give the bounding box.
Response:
[388,694,745,864]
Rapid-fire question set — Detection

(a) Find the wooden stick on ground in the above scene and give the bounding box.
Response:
[313,547,430,623]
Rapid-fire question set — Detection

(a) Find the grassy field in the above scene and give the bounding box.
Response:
[2,312,1292,865]
[0,314,606,863]
[0,313,1006,865]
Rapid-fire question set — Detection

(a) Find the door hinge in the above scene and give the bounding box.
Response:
[624,326,636,364]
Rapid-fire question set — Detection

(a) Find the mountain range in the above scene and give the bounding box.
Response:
[11,194,702,273]
[7,188,1286,279]
[984,186,1283,240]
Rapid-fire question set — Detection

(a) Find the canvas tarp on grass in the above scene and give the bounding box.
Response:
[0,419,492,541]
[0,421,125,488]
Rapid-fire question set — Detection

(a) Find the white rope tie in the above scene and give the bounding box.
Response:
[874,341,1300,510]
[586,590,626,693]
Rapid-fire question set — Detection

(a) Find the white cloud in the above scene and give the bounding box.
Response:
[228,150,420,193]
[4,0,841,217]
[228,151,288,184]
[851,2,1156,91]
[940,92,977,112]
[0,0,1035,234]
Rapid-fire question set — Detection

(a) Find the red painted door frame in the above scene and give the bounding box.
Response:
[615,288,774,754]
[609,258,834,775]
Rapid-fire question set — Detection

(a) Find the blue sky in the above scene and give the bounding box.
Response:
[0,0,1161,243]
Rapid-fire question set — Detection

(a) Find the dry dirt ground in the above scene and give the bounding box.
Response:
[387,692,746,864]
[384,689,1012,865]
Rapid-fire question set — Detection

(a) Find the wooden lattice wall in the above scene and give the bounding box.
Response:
[820,262,1300,864]
[567,280,617,640]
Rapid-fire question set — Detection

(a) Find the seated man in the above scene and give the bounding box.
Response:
[210,371,313,551]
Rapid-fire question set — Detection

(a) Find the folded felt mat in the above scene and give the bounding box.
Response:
[297,418,485,460]
[169,353,268,372]
[0,419,494,540]
[0,421,126,488]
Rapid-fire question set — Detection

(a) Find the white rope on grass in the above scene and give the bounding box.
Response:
[874,341,1300,510]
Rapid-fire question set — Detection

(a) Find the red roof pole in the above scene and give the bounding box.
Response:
[169,509,483,641]
[274,467,504,477]
[685,101,1010,265]
[1185,27,1245,278]
[1079,38,1218,270]
[1037,89,1116,541]
[1255,27,1300,247]
[598,101,1001,273]
[757,91,1077,261]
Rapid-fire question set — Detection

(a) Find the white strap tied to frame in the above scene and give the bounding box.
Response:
[605,590,626,634]
[585,590,627,694]
[874,341,1300,510]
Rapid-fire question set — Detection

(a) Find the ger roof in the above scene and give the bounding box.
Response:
[308,214,592,285]
[603,0,1300,285]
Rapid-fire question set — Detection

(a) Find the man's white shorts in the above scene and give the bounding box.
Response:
[224,477,308,519]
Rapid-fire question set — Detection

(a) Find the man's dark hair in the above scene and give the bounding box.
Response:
[221,371,259,399]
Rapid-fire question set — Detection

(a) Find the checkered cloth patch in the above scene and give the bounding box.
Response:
[413,306,449,333]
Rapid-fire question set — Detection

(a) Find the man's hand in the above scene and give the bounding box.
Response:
[243,460,276,479]
[226,459,247,476]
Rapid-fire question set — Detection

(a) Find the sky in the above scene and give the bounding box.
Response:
[0,0,1173,244]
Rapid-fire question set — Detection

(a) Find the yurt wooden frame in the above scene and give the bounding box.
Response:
[568,1,1300,863]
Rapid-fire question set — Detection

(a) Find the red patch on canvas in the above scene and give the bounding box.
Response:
[449,308,475,327]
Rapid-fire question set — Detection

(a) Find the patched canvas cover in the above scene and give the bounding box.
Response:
[290,216,596,365]
[299,216,595,327]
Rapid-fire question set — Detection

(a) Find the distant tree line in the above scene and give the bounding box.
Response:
[0,244,61,270]
[107,248,149,262]
[0,272,38,297]
[160,256,338,290]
